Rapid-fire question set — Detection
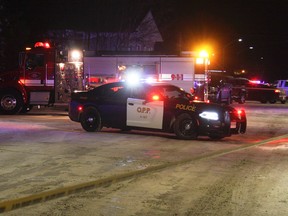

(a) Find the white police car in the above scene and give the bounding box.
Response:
[69,81,246,140]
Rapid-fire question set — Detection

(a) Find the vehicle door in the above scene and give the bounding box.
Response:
[98,83,129,128]
[126,86,164,129]
[21,52,46,87]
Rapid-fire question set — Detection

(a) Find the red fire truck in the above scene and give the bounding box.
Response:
[0,42,84,114]
[0,42,209,115]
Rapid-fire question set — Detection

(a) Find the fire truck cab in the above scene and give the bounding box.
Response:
[0,42,83,114]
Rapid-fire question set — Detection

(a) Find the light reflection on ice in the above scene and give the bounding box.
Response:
[259,138,288,150]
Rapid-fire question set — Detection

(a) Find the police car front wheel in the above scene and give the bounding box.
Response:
[80,107,102,132]
[174,113,198,140]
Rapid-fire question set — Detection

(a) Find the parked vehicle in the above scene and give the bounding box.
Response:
[273,80,288,100]
[241,79,285,104]
[69,81,247,140]
[0,41,209,115]
[209,74,285,104]
[0,42,84,114]
[208,74,246,104]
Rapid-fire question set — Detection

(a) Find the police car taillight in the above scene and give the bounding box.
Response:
[235,109,245,119]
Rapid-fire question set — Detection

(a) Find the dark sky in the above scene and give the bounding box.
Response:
[4,0,288,80]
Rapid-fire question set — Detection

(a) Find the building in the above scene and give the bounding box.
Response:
[43,11,163,53]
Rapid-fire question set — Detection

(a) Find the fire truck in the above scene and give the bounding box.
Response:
[0,42,207,115]
[83,55,197,92]
[0,42,84,114]
[83,54,210,101]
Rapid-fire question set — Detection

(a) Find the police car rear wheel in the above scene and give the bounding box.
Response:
[174,113,198,140]
[80,107,102,132]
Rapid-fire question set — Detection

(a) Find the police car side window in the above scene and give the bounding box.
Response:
[97,84,127,99]
[108,86,129,99]
[163,87,183,99]
[130,86,146,99]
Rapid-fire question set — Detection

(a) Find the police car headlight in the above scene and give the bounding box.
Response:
[199,111,219,120]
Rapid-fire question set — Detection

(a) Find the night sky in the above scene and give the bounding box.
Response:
[3,0,288,81]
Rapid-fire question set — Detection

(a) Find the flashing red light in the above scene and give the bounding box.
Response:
[78,106,83,112]
[88,77,100,83]
[236,110,246,119]
[152,95,160,101]
[34,42,50,48]
[249,80,261,84]
[19,80,25,84]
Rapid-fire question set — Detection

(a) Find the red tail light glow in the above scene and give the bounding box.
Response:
[78,106,83,112]
[152,95,160,101]
[34,42,50,48]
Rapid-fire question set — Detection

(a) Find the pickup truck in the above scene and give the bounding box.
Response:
[209,75,286,104]
[273,80,288,99]
[245,82,286,104]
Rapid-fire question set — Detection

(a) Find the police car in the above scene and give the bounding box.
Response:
[68,81,247,140]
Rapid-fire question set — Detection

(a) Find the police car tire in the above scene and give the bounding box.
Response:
[174,113,198,140]
[80,107,102,132]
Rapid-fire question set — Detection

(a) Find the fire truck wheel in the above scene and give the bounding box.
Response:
[0,91,23,115]
[174,113,198,140]
[80,107,102,132]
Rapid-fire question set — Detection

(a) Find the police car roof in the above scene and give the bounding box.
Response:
[147,81,183,89]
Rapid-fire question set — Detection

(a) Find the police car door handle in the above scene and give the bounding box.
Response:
[128,103,134,106]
